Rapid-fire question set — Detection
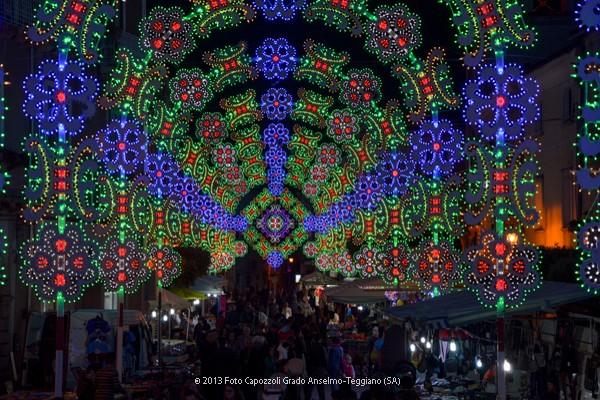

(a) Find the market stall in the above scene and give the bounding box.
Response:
[300,271,341,287]
[377,281,599,399]
[378,281,597,329]
[148,289,192,364]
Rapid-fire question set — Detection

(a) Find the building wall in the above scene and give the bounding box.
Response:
[526,48,578,248]
[525,33,599,248]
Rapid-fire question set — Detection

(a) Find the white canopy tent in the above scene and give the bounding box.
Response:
[189,275,227,296]
[324,276,419,304]
[148,288,191,311]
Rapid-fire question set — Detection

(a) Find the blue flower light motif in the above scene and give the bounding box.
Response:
[254,0,305,21]
[375,151,414,196]
[268,181,284,196]
[267,166,286,182]
[410,119,463,176]
[97,119,147,175]
[354,174,382,210]
[214,217,230,231]
[256,38,296,80]
[327,197,358,224]
[464,64,539,142]
[265,147,288,168]
[214,211,231,231]
[23,60,98,134]
[145,154,182,196]
[261,88,293,120]
[314,216,329,234]
[303,215,317,232]
[263,123,291,146]
[195,195,218,223]
[171,176,198,210]
[305,215,329,234]
[233,215,249,232]
[267,250,284,269]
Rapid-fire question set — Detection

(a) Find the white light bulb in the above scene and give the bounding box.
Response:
[504,360,511,372]
[420,336,426,343]
[170,308,175,315]
[476,358,483,368]
[450,341,457,352]
[162,315,168,322]
[426,341,431,349]
[410,343,416,352]
[151,311,157,318]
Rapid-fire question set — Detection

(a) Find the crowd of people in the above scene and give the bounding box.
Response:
[187,284,414,400]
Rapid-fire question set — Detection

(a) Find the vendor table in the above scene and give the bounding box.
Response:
[0,391,76,400]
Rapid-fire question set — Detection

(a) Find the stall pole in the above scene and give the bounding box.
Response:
[186,307,191,342]
[494,49,507,400]
[157,282,162,367]
[116,286,124,382]
[55,292,65,399]
[497,302,506,400]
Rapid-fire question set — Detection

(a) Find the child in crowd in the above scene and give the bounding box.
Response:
[342,354,355,379]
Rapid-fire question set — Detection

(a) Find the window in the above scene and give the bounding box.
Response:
[561,168,580,229]
[563,88,573,121]
[534,101,543,135]
[532,0,566,15]
[104,291,117,310]
[534,175,544,229]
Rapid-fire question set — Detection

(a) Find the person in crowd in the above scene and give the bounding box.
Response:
[226,330,237,350]
[265,344,278,378]
[183,390,201,400]
[240,304,255,326]
[268,297,280,318]
[546,380,561,400]
[155,384,171,400]
[282,302,292,319]
[223,384,245,400]
[305,333,328,400]
[395,375,419,400]
[481,363,497,394]
[328,337,344,391]
[277,340,290,361]
[180,379,202,400]
[342,354,355,379]
[214,336,239,377]
[94,353,124,400]
[197,329,217,368]
[266,323,280,345]
[226,304,240,327]
[332,388,357,400]
[75,366,95,400]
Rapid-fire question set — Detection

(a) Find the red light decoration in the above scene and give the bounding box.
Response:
[413,239,462,293]
[464,230,540,307]
[22,223,98,302]
[147,244,181,287]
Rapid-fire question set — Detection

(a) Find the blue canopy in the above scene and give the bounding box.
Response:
[379,281,598,328]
